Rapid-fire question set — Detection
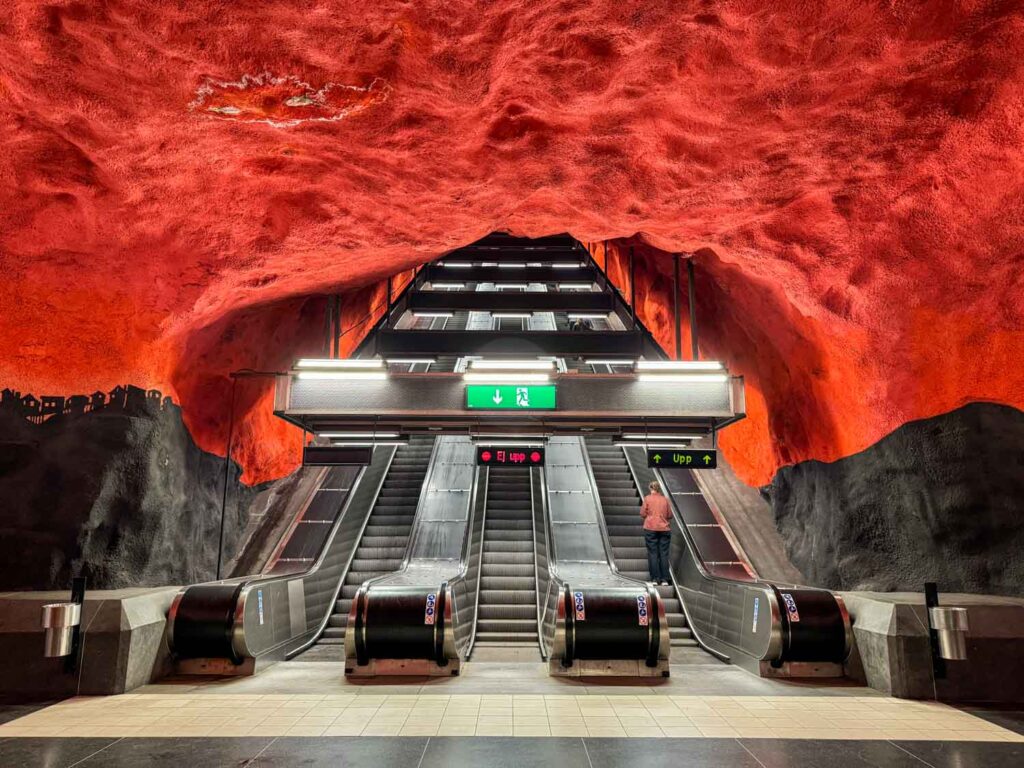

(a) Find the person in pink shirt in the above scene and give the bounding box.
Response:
[640,480,672,585]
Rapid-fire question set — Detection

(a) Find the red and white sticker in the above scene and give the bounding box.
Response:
[424,592,437,625]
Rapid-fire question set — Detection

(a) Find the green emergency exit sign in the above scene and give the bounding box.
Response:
[465,384,557,410]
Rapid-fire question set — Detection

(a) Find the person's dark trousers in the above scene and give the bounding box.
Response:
[644,530,671,582]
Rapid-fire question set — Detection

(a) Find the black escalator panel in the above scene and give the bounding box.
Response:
[584,435,696,647]
[313,435,435,650]
[474,467,538,648]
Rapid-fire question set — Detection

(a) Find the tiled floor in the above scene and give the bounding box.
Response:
[1,692,1020,741]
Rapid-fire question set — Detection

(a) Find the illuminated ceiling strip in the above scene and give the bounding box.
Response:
[296,371,388,381]
[469,359,555,371]
[295,358,383,369]
[462,373,551,383]
[636,360,724,371]
[637,373,729,383]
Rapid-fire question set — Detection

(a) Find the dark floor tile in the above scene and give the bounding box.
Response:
[422,737,590,768]
[960,707,1024,736]
[75,737,273,767]
[584,738,761,768]
[0,737,119,768]
[249,737,428,767]
[0,698,61,725]
[740,739,926,767]
[893,740,1024,768]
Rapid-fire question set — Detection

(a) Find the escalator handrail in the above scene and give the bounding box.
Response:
[359,436,443,591]
[450,464,488,658]
[535,464,567,660]
[578,436,654,589]
[529,465,548,657]
[282,444,399,658]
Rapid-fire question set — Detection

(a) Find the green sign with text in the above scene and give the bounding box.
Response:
[465,384,557,410]
[647,449,717,469]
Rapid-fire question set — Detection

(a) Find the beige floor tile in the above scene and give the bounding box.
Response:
[587,726,626,737]
[323,723,368,736]
[663,729,704,741]
[400,723,440,736]
[475,723,514,736]
[697,726,739,737]
[550,724,590,736]
[361,722,404,736]
[286,724,329,736]
[437,722,477,735]
[515,726,552,736]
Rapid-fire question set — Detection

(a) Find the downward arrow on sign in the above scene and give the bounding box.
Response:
[492,389,503,405]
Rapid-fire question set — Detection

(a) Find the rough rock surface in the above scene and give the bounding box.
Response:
[0,402,258,590]
[1,1,1023,488]
[764,403,1024,595]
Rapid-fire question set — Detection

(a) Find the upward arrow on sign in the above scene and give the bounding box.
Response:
[703,454,712,465]
[653,453,662,464]
[492,389,503,405]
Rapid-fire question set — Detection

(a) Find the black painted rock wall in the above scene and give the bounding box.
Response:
[764,402,1024,595]
[0,399,259,590]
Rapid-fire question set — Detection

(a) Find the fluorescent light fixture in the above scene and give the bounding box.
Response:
[295,358,383,369]
[412,311,453,318]
[492,312,532,319]
[613,442,699,449]
[481,261,498,267]
[328,441,406,446]
[585,358,636,366]
[619,434,703,441]
[320,432,400,439]
[498,263,526,268]
[462,373,551,383]
[636,360,724,371]
[494,283,528,290]
[474,441,544,447]
[386,358,437,365]
[558,283,593,290]
[551,262,583,268]
[296,371,388,381]
[430,282,465,289]
[567,313,607,321]
[637,373,729,383]
[469,359,555,371]
[443,262,474,268]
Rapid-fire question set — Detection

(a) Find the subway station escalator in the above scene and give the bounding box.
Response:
[584,435,697,651]
[471,466,540,655]
[294,435,435,660]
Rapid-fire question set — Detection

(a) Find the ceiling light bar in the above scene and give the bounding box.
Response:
[585,358,636,366]
[636,360,724,371]
[498,263,526,269]
[442,262,474,268]
[328,441,407,446]
[637,373,729,383]
[320,432,400,439]
[430,282,466,289]
[567,313,607,321]
[492,312,533,319]
[296,371,388,381]
[558,283,593,290]
[385,358,437,365]
[412,311,453,318]
[473,441,545,447]
[469,359,555,371]
[295,358,383,369]
[618,434,703,441]
[551,262,584,268]
[493,283,529,290]
[462,373,551,383]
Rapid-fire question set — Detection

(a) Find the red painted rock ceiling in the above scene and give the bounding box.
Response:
[2,1,1023,486]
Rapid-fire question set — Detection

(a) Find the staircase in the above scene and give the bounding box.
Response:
[584,435,696,647]
[473,466,539,649]
[311,435,435,651]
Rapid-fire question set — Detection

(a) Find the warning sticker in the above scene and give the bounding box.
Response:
[781,592,800,623]
[573,591,586,621]
[752,596,760,633]
[424,592,437,625]
[636,594,650,627]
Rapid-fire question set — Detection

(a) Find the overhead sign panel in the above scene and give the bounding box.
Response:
[476,446,545,467]
[465,384,556,410]
[647,448,717,469]
[303,445,374,466]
